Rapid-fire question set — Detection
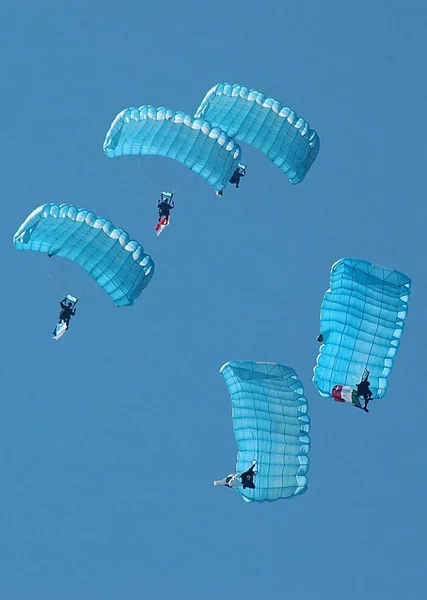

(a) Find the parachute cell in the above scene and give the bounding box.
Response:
[103,106,241,192]
[195,83,319,184]
[13,204,154,307]
[220,361,310,503]
[313,258,411,400]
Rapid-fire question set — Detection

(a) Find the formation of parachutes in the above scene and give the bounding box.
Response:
[103,82,320,192]
[12,83,411,503]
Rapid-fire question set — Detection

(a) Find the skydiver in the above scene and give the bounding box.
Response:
[157,195,174,224]
[213,460,257,490]
[317,334,324,343]
[229,164,246,188]
[240,461,257,489]
[58,298,76,329]
[356,371,373,412]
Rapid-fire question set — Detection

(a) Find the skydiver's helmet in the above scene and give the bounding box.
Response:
[67,301,73,308]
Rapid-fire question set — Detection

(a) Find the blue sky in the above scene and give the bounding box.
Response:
[1,1,426,598]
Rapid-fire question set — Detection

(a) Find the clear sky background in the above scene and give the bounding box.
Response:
[1,1,426,599]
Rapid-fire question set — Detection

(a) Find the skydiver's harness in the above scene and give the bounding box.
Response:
[356,369,373,401]
[236,163,247,177]
[58,294,78,325]
[240,463,257,489]
[158,191,174,218]
[52,294,78,339]
[230,163,247,185]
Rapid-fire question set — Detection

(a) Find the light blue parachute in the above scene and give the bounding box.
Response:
[13,204,154,307]
[194,83,319,184]
[103,106,241,192]
[220,361,310,503]
[313,258,411,400]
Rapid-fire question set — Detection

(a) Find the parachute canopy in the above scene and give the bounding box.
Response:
[13,203,154,307]
[103,105,241,192]
[313,258,411,399]
[194,83,319,184]
[220,361,310,503]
